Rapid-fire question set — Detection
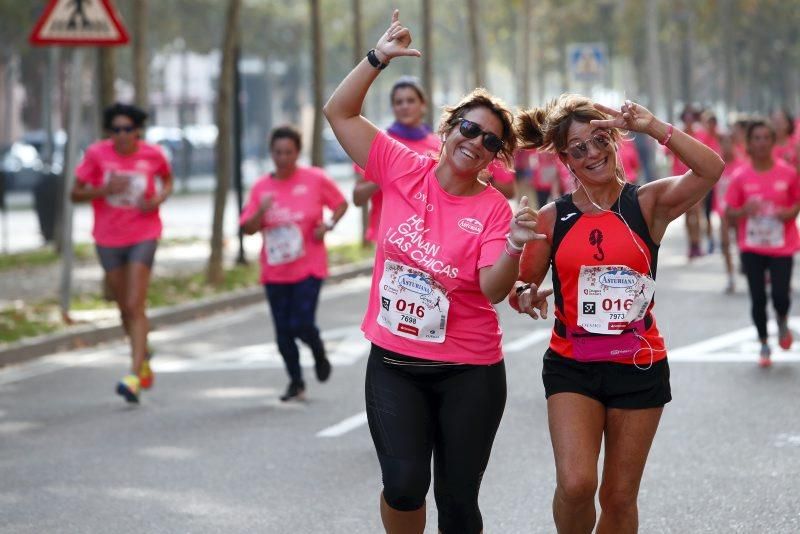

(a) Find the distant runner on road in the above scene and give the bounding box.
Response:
[71,103,173,404]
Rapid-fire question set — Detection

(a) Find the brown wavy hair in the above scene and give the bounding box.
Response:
[516,93,622,154]
[437,88,516,167]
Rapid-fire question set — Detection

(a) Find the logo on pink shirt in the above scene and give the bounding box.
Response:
[458,217,484,234]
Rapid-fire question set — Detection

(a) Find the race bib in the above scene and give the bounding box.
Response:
[745,216,785,248]
[577,265,655,335]
[377,259,449,343]
[264,223,305,265]
[104,171,148,208]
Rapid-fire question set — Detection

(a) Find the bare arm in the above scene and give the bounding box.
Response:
[353,176,380,206]
[592,101,725,242]
[241,195,272,235]
[313,200,349,241]
[479,196,546,303]
[507,202,555,319]
[70,180,107,203]
[323,10,420,170]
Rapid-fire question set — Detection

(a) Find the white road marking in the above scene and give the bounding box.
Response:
[668,317,800,362]
[316,411,368,438]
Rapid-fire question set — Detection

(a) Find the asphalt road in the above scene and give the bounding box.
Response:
[2,224,799,533]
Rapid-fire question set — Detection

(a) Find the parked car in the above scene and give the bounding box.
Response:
[0,141,44,191]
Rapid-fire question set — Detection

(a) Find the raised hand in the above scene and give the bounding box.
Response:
[374,10,422,63]
[591,100,657,136]
[508,196,546,247]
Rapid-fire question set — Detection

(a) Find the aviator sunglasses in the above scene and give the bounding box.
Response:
[454,118,505,153]
[563,131,612,160]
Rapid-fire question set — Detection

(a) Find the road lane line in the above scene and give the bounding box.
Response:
[317,411,368,438]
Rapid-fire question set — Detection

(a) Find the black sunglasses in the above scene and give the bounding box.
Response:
[454,118,504,153]
[111,125,136,134]
[563,132,612,160]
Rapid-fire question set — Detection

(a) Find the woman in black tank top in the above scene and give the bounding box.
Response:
[509,95,724,533]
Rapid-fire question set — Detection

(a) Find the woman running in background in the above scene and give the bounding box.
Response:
[71,103,173,404]
[240,125,348,401]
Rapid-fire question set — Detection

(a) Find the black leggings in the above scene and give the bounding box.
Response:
[741,252,793,340]
[365,344,506,534]
[264,277,325,385]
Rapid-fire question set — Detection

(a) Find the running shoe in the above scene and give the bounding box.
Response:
[116,374,141,403]
[778,322,793,351]
[139,359,154,390]
[758,344,772,368]
[279,381,305,402]
[314,354,332,383]
[688,244,703,259]
[724,278,735,294]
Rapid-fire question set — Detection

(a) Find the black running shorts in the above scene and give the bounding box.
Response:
[542,349,671,409]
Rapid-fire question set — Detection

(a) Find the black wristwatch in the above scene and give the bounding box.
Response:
[515,283,532,296]
[367,49,389,70]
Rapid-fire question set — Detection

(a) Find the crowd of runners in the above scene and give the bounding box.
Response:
[66,8,800,533]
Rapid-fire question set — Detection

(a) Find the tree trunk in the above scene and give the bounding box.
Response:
[518,0,531,106]
[466,0,485,88]
[310,0,324,167]
[645,0,665,117]
[207,0,241,286]
[421,0,434,126]
[132,0,148,110]
[97,47,116,134]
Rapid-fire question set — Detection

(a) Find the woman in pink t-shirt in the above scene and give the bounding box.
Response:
[323,11,544,533]
[354,77,516,245]
[725,120,800,366]
[240,126,347,402]
[71,103,173,404]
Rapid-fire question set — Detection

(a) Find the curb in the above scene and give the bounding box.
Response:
[0,261,374,368]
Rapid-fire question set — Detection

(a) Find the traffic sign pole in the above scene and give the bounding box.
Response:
[29,0,130,322]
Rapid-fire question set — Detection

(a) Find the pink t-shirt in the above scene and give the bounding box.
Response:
[75,140,171,247]
[773,141,798,168]
[713,158,744,216]
[355,132,441,243]
[362,132,512,364]
[669,128,705,175]
[240,167,346,284]
[619,138,640,183]
[485,159,515,185]
[725,160,800,257]
[534,151,568,192]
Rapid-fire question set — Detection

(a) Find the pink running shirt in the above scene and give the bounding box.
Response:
[725,160,800,257]
[361,132,513,365]
[618,138,641,183]
[240,167,346,284]
[75,140,171,247]
[713,158,743,216]
[355,132,440,243]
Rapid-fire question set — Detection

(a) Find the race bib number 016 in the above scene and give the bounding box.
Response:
[378,259,449,343]
[577,265,655,335]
